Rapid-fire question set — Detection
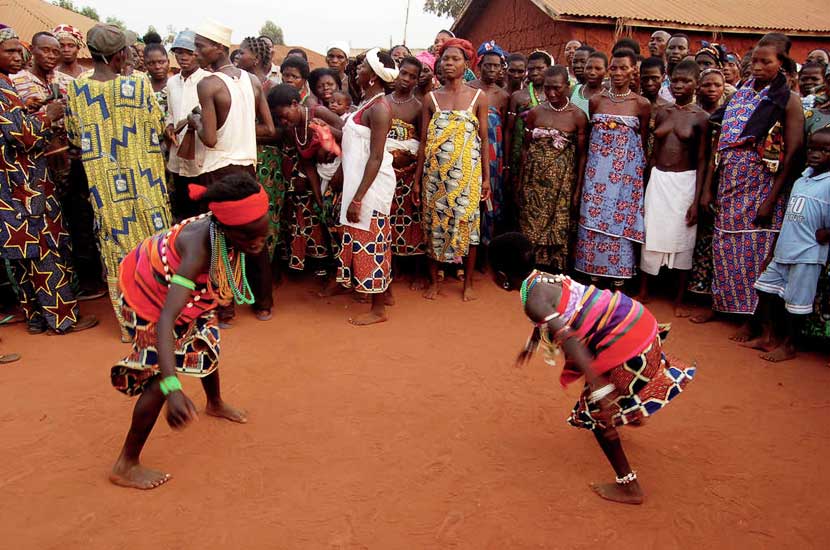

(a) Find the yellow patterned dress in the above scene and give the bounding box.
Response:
[66,75,171,338]
[422,90,483,263]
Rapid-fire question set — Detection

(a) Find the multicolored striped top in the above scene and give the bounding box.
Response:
[119,217,216,324]
[527,273,657,385]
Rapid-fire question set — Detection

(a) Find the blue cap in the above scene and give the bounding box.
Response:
[172,30,196,52]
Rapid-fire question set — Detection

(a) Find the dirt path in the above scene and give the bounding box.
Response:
[1,276,828,549]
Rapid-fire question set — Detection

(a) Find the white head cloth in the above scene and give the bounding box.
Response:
[326,41,350,57]
[366,47,399,83]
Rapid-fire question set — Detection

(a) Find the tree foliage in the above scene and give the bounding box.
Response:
[258,20,285,46]
[79,6,99,20]
[52,1,101,21]
[105,16,126,30]
[423,0,466,18]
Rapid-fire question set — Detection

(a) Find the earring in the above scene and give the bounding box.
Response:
[503,281,510,290]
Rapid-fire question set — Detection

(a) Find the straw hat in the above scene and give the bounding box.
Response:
[194,20,232,49]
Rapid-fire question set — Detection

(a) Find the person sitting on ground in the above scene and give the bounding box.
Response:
[489,232,695,505]
[743,128,830,363]
[108,172,267,490]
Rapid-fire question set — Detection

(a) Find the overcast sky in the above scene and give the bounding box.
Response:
[80,0,453,53]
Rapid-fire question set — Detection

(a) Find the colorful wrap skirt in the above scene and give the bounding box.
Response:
[337,212,392,294]
[111,296,220,396]
[566,325,695,431]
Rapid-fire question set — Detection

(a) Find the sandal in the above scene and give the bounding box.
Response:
[0,353,20,364]
[255,309,273,321]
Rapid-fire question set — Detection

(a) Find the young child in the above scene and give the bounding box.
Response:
[489,232,696,504]
[744,128,830,362]
[329,91,354,116]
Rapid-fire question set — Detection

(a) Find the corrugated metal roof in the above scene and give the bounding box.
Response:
[535,0,830,33]
[0,0,98,57]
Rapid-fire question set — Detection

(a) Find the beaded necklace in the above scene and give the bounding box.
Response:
[209,222,255,305]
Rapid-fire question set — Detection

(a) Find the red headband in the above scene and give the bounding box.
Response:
[188,184,269,226]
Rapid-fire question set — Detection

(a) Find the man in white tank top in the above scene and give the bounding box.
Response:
[189,21,277,323]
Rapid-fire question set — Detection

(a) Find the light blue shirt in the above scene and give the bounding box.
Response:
[774,168,830,264]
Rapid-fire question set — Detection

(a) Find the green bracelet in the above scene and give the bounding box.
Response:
[159,375,182,396]
[170,273,196,291]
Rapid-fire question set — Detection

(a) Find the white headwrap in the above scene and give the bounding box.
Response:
[326,41,350,57]
[366,47,399,83]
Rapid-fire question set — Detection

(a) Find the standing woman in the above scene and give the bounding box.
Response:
[414,38,491,301]
[687,68,727,303]
[571,51,607,115]
[238,37,275,91]
[387,56,426,260]
[143,43,170,121]
[518,65,588,271]
[337,48,397,325]
[705,33,804,335]
[574,48,650,286]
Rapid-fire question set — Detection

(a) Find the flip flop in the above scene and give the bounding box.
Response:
[0,353,21,364]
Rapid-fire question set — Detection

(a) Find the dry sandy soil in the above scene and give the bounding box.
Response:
[1,276,828,549]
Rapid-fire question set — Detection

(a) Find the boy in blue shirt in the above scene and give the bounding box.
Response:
[743,128,830,362]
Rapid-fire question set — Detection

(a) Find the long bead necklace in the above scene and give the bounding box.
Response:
[545,98,570,112]
[209,222,255,305]
[528,82,543,106]
[294,106,309,147]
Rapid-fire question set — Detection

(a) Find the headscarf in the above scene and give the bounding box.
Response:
[416,50,436,71]
[476,40,505,67]
[326,41,350,58]
[365,47,399,83]
[438,38,475,62]
[696,42,727,69]
[188,185,269,226]
[53,24,84,47]
[0,26,18,43]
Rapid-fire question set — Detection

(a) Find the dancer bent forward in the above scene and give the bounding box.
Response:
[109,173,268,489]
[489,233,696,504]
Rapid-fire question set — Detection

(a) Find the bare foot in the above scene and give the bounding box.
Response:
[317,279,348,298]
[384,290,396,306]
[352,293,370,304]
[674,306,692,318]
[760,345,797,363]
[349,311,388,326]
[423,283,440,300]
[739,336,776,352]
[589,480,644,505]
[462,285,477,302]
[729,324,754,343]
[409,277,425,291]
[206,401,248,423]
[689,310,715,324]
[627,418,648,428]
[109,460,171,490]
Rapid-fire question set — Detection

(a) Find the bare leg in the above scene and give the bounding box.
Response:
[636,273,650,304]
[463,247,478,302]
[349,292,388,326]
[202,370,247,423]
[423,259,441,300]
[589,427,644,505]
[110,377,172,490]
[674,271,692,318]
[385,286,396,306]
[760,310,800,363]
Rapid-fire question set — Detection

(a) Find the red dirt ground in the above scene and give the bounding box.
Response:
[1,276,828,549]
